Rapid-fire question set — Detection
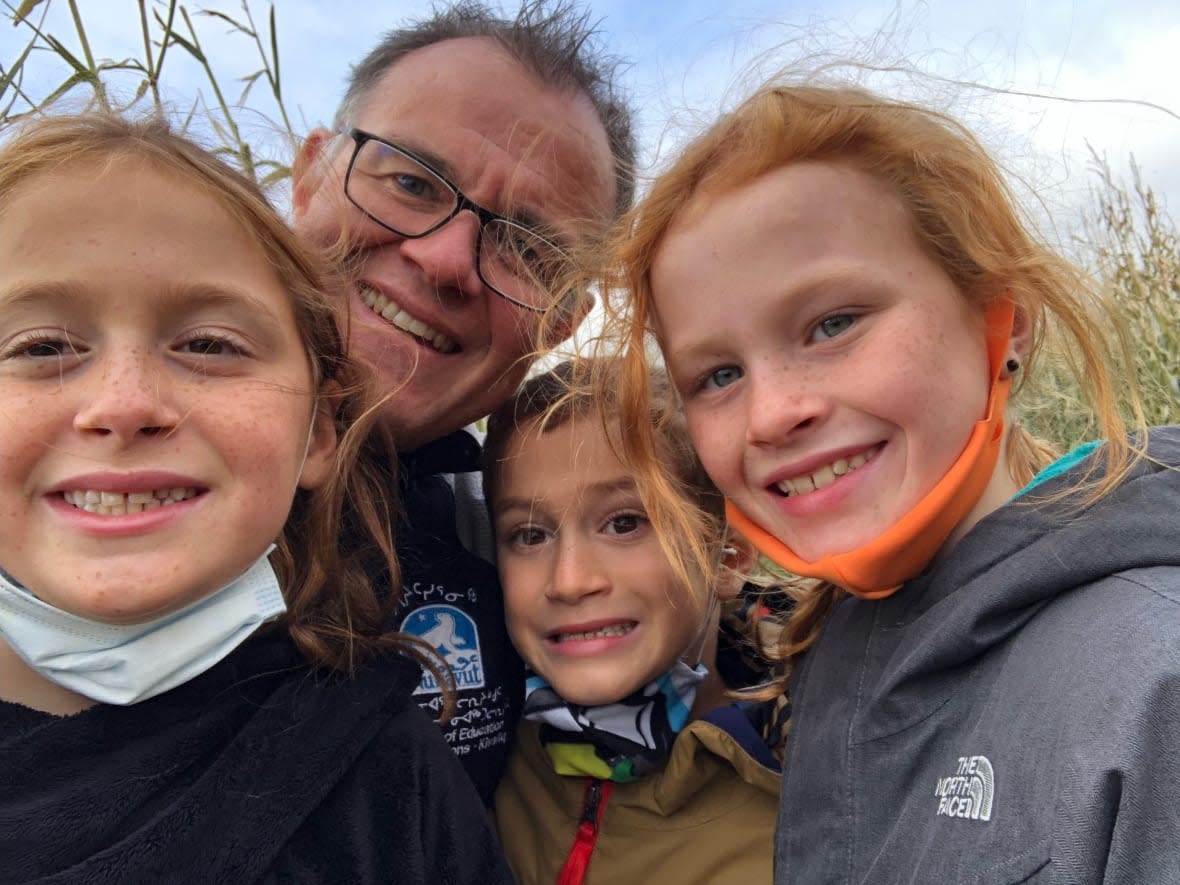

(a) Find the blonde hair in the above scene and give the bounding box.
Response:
[597,82,1146,687]
[0,112,424,679]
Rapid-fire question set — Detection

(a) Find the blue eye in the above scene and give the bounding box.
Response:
[704,366,743,390]
[392,172,436,200]
[811,314,854,341]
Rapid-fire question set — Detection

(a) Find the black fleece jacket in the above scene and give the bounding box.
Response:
[1,629,514,884]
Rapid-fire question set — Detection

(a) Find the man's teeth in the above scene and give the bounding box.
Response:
[776,447,879,497]
[358,283,458,354]
[63,487,199,516]
[554,623,636,643]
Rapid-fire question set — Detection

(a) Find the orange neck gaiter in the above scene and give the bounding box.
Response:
[726,299,1016,600]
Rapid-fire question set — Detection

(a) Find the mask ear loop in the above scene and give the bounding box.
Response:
[270,395,325,558]
[293,382,334,494]
[296,403,319,479]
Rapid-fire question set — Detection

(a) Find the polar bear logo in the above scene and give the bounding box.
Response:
[401,604,485,693]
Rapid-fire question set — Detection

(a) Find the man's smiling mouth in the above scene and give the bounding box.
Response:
[358,282,459,353]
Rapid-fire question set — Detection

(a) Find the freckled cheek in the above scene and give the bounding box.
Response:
[685,410,742,490]
[0,412,59,504]
[214,417,312,490]
[881,333,984,473]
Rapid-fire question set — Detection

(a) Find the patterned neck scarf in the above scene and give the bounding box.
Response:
[523,661,707,783]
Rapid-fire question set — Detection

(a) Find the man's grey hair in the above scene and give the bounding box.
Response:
[333,0,636,217]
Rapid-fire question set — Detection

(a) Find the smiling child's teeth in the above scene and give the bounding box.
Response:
[811,464,837,490]
[556,623,635,642]
[776,446,879,497]
[66,487,198,516]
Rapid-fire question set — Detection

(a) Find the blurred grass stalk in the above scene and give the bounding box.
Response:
[1,0,293,184]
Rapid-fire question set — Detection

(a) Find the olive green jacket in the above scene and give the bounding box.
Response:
[495,713,779,884]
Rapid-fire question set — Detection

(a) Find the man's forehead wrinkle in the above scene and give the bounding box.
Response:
[348,37,614,243]
[493,113,614,236]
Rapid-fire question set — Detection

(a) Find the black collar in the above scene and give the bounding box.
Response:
[399,429,482,478]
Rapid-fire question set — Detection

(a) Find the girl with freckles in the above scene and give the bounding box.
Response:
[485,361,780,885]
[601,83,1180,883]
[0,113,512,883]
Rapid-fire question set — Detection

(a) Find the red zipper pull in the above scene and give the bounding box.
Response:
[556,778,613,885]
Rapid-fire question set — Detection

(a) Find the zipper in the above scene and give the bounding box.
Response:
[556,778,613,885]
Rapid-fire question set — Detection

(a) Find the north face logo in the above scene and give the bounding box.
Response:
[935,755,995,821]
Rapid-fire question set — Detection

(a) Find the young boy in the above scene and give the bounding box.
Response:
[485,362,780,885]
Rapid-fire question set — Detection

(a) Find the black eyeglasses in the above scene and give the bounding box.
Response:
[341,127,572,312]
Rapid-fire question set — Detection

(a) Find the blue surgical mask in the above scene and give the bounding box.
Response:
[0,549,286,706]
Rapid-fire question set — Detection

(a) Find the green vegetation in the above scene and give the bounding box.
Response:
[1,0,293,184]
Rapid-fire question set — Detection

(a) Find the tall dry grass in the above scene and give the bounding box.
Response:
[1023,158,1180,450]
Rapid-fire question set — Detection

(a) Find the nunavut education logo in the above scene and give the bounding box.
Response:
[934,755,995,822]
[401,604,486,695]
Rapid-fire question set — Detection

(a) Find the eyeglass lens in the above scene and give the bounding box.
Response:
[346,136,568,310]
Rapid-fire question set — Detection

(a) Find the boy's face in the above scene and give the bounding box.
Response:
[492,415,706,705]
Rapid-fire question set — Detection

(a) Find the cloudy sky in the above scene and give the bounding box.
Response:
[4,0,1178,229]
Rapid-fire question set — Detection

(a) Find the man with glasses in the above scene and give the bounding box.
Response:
[292,1,634,807]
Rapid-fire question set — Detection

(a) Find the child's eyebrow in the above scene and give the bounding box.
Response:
[491,495,540,518]
[0,280,81,313]
[160,285,287,332]
[492,476,640,518]
[0,281,286,333]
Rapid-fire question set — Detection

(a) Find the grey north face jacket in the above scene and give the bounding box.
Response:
[776,426,1180,884]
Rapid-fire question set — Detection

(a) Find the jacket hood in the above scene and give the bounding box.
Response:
[859,425,1180,739]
